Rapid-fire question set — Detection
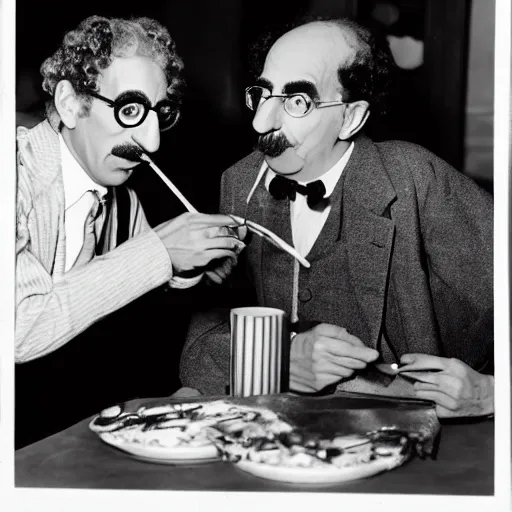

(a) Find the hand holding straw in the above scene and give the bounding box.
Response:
[138,152,310,268]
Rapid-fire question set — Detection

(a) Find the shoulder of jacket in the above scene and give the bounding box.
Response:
[17,120,62,199]
[223,151,264,180]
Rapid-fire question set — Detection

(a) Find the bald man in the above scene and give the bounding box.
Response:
[180,17,493,419]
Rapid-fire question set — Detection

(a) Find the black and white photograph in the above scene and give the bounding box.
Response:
[1,0,511,510]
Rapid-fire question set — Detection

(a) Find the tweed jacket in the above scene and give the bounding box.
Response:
[180,134,493,395]
[15,120,173,362]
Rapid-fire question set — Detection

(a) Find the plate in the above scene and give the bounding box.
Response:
[88,401,226,464]
[88,399,293,465]
[94,425,220,464]
[235,453,404,484]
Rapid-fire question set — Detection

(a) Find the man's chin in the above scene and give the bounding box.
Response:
[264,149,303,176]
[106,167,136,186]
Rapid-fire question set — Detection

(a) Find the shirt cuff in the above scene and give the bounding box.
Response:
[169,273,204,289]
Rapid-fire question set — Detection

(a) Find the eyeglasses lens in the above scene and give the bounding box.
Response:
[118,102,146,126]
[246,87,266,110]
[157,103,179,131]
[284,95,311,117]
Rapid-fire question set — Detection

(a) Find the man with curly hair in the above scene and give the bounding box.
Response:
[180,18,494,418]
[15,15,244,444]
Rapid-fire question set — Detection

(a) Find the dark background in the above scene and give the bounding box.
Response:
[15,0,493,448]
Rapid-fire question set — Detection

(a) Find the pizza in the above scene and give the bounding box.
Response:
[90,399,423,478]
[89,399,294,451]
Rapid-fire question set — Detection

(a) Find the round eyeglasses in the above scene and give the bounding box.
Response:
[88,90,180,132]
[245,86,346,118]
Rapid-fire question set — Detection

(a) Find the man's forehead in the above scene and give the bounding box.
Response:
[264,22,355,82]
[98,56,168,101]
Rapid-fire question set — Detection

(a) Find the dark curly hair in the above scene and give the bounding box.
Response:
[248,15,397,120]
[41,15,185,119]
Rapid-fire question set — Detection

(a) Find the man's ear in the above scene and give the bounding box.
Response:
[54,80,82,129]
[338,100,370,140]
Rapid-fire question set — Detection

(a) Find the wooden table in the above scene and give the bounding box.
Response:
[15,396,494,495]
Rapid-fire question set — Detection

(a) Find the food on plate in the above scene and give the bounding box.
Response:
[215,425,427,470]
[89,400,294,450]
[90,400,428,476]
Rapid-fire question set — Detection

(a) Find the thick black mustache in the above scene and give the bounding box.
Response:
[111,144,143,162]
[256,132,293,157]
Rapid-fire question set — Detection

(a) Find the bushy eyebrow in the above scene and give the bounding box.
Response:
[282,81,319,100]
[255,77,273,90]
[254,78,320,101]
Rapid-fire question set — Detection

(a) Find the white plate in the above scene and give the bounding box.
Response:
[89,419,221,464]
[235,454,404,484]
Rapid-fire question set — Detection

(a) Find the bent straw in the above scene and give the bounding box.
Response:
[139,153,199,213]
[139,153,310,269]
[229,214,310,269]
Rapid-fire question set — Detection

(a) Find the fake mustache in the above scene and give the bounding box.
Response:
[256,132,293,157]
[111,144,144,162]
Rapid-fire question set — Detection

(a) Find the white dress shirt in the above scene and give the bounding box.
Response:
[60,134,108,271]
[264,142,355,257]
[59,135,202,288]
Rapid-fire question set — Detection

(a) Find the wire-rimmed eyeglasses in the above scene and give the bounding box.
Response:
[245,85,346,118]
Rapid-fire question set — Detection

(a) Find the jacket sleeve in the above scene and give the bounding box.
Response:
[15,179,173,363]
[411,147,494,372]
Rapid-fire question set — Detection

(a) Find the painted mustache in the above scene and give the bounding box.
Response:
[256,132,293,157]
[111,144,143,162]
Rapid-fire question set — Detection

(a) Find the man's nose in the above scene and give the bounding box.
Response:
[252,97,283,134]
[132,111,161,154]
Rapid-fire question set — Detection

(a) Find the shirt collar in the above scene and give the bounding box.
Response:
[59,133,108,210]
[264,141,355,197]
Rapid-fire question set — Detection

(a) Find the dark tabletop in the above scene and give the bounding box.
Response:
[15,396,494,494]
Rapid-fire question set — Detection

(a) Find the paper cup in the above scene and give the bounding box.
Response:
[230,307,286,397]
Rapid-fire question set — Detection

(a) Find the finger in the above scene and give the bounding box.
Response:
[204,226,239,239]
[412,373,466,401]
[413,389,459,412]
[399,370,444,384]
[192,214,245,226]
[202,237,245,252]
[318,338,379,363]
[205,270,223,284]
[313,359,356,379]
[398,353,447,372]
[321,355,368,370]
[314,324,370,349]
[236,225,248,241]
[199,248,242,265]
[434,405,459,419]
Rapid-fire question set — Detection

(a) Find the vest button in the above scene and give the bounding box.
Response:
[298,288,312,302]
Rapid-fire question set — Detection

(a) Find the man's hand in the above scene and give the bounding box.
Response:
[289,323,379,393]
[205,224,248,284]
[398,354,494,418]
[154,213,245,276]
[170,387,202,399]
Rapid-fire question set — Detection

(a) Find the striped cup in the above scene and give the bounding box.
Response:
[229,307,286,397]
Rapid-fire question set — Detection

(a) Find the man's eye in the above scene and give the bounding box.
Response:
[291,95,307,108]
[120,103,143,119]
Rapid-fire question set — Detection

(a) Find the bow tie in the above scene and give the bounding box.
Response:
[269,175,327,208]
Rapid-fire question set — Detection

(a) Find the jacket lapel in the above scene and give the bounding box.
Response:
[343,135,397,349]
[305,169,346,261]
[244,173,294,305]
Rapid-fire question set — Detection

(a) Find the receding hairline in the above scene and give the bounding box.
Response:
[272,20,362,67]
